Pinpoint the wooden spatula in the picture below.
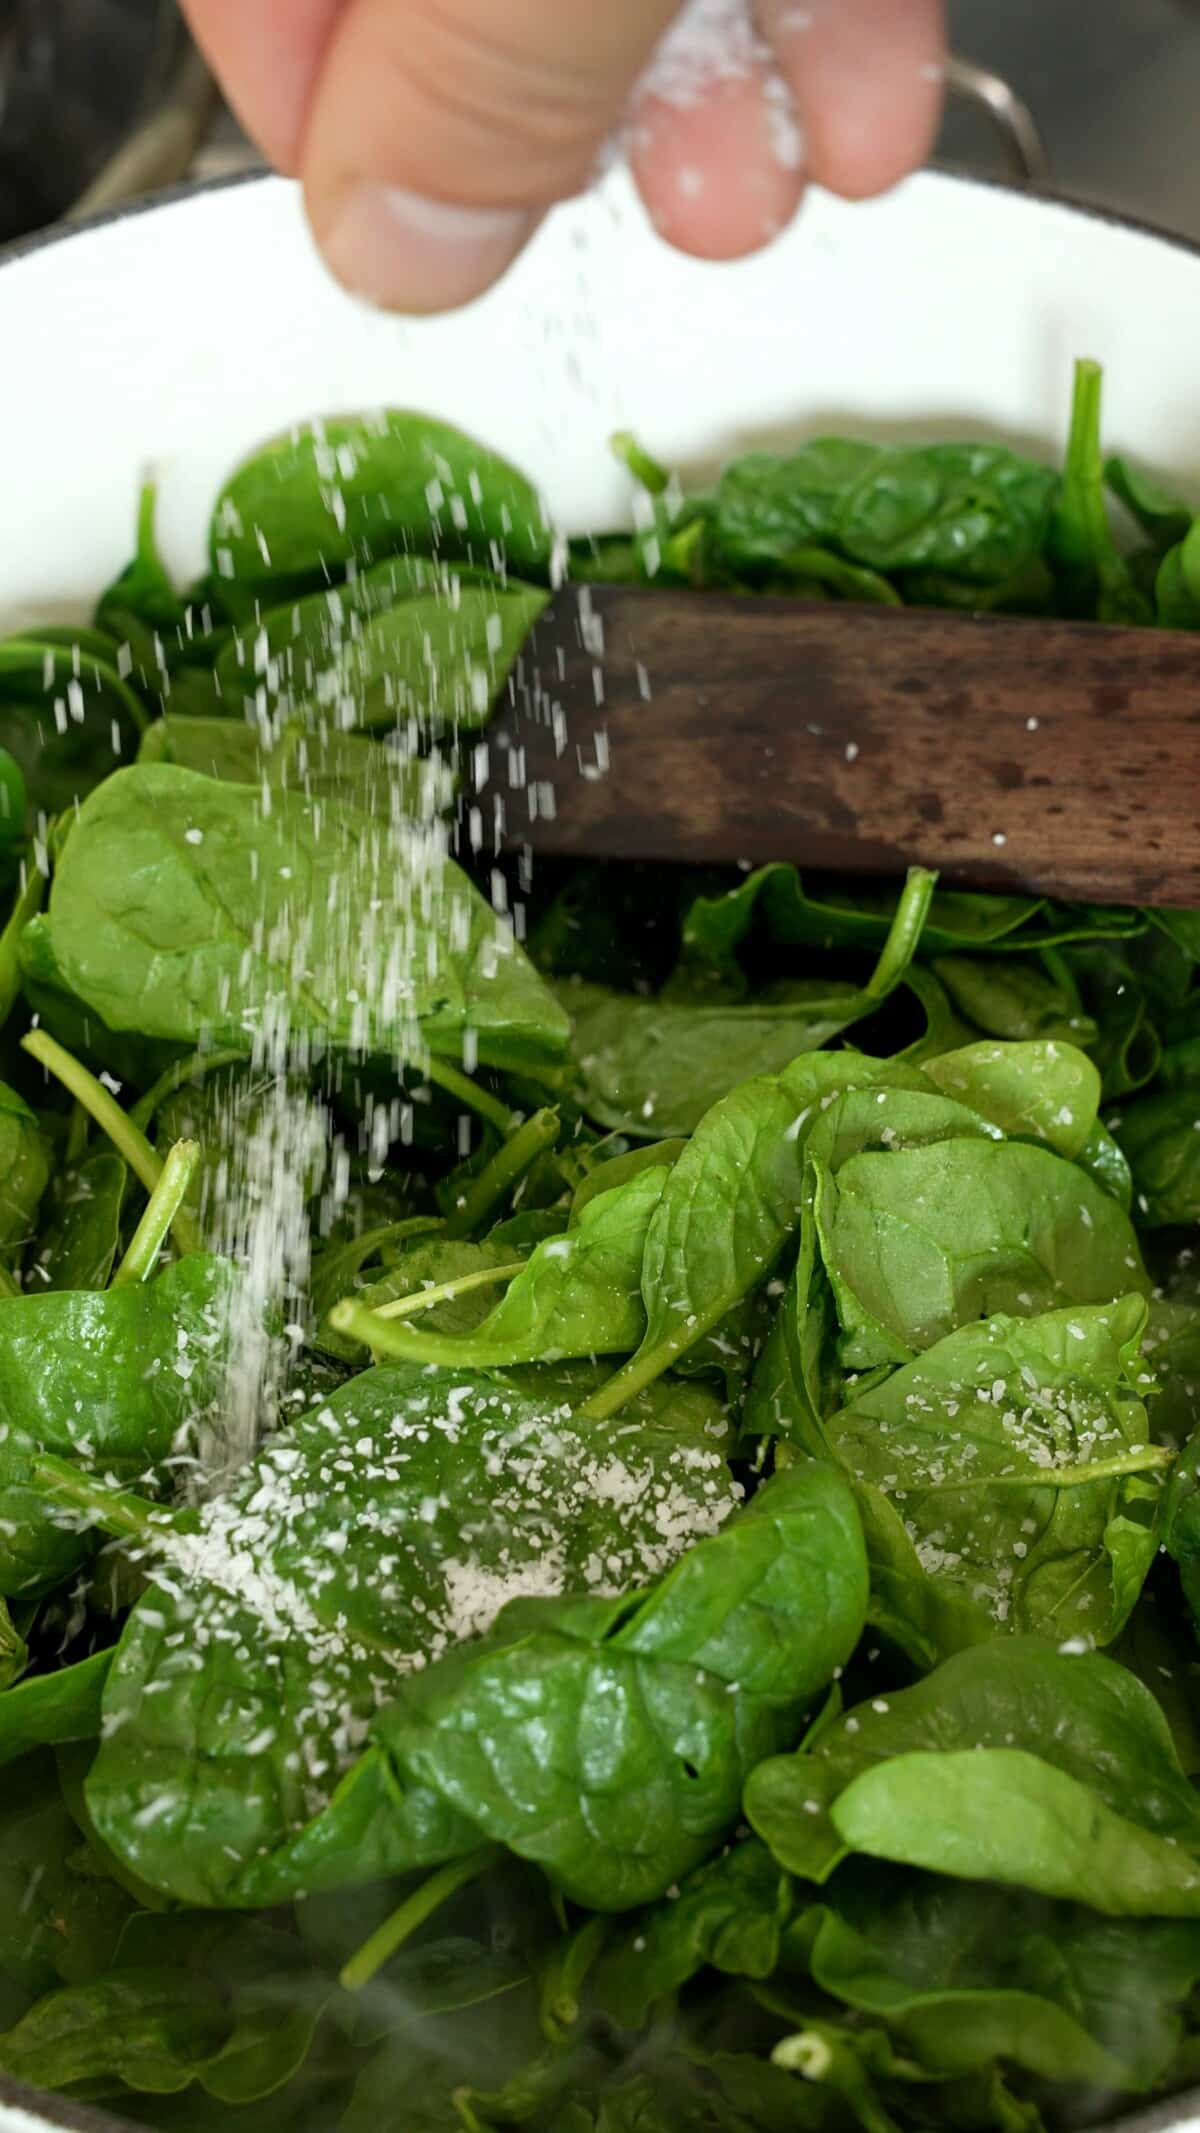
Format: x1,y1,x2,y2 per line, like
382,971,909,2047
482,589,1200,907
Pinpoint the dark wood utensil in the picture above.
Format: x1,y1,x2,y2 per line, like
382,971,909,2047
483,589,1200,906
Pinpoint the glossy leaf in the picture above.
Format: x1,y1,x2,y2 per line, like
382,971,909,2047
745,1637,1200,1887
209,411,552,600
41,764,570,1073
86,1361,743,1906
0,1253,241,1594
822,1297,1163,1645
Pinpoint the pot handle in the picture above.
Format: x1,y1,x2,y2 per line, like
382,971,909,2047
66,45,215,219
945,54,1050,187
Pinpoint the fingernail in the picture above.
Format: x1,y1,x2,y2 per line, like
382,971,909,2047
320,186,536,314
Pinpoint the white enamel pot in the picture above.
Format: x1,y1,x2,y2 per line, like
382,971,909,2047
2,165,1200,2133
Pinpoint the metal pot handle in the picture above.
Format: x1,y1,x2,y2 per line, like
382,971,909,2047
66,44,214,219
944,53,1050,187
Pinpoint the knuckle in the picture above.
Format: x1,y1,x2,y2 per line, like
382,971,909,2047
372,0,608,199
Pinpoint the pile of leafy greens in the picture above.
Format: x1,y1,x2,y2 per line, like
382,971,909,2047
0,361,1199,2133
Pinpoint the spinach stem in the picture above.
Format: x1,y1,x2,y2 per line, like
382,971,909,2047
32,1454,164,1542
65,1101,90,1165
110,1140,200,1287
919,1444,1173,1492
370,1261,524,1323
326,1295,497,1368
864,867,938,1002
339,1845,502,1993
1058,357,1114,568
0,858,45,1033
610,431,670,495
129,1046,250,1133
579,1346,664,1423
537,1914,610,2045
423,1056,513,1137
21,1029,202,1257
445,1107,560,1240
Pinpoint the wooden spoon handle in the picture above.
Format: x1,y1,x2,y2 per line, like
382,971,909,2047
483,588,1200,907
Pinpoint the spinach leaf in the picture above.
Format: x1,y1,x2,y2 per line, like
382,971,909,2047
584,1075,807,1417
831,1746,1200,1913
1164,1427,1200,1634
745,1637,1200,1887
0,634,147,833
1143,1298,1200,1445
308,1215,445,1331
0,1969,234,2094
332,1166,666,1368
563,981,879,1139
214,554,548,735
565,869,934,1137
740,1077,991,1455
138,713,443,816
931,954,1097,1046
817,1137,1148,1370
1116,1087,1200,1226
0,1911,326,2105
921,1039,1100,1158
0,1253,241,1594
713,438,1057,587
809,1864,1200,2091
569,1138,686,1219
0,1081,50,1269
594,1065,980,1425
1155,528,1200,629
27,1148,125,1292
152,1062,327,1241
370,1462,867,1911
41,763,570,1073
0,1753,134,2005
1110,1585,1200,1776
844,1476,994,1672
1064,945,1163,1099
822,1297,1163,1645
680,870,1141,987
84,1361,744,1906
1077,1120,1135,1210
0,1601,24,1690
0,1650,113,1770
18,910,186,1091
1105,454,1193,551
765,546,901,604
595,1840,792,2030
315,1233,511,1361
209,411,552,601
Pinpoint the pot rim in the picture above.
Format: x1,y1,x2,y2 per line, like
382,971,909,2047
5,160,1200,279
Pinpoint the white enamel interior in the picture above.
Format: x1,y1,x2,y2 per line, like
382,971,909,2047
3,167,1200,630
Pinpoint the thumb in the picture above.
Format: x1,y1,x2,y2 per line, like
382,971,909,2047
301,0,682,313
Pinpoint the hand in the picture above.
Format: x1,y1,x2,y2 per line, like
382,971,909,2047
181,0,946,313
